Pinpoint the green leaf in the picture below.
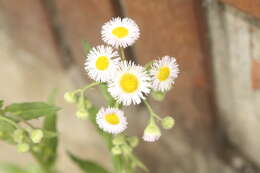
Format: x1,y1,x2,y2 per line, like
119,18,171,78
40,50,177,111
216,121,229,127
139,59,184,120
0,119,16,143
39,89,59,168
4,102,60,121
0,163,27,173
83,41,92,55
68,152,111,173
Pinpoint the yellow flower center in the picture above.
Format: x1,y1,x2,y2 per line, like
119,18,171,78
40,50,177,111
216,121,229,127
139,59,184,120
112,27,129,38
96,56,109,70
157,67,170,81
105,113,120,125
120,73,139,93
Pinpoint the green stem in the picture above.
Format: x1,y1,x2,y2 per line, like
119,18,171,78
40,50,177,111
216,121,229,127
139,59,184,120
82,82,99,91
119,47,126,60
143,100,162,120
74,82,99,93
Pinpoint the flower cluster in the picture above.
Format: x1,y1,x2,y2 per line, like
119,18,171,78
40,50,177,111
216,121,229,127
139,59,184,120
65,17,179,143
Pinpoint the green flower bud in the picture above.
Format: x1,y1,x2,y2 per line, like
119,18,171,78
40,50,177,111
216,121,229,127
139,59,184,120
112,135,125,145
17,143,30,153
127,136,139,147
13,129,25,143
30,129,44,143
111,146,122,155
76,109,89,120
143,120,161,142
85,99,92,109
151,91,166,101
122,145,132,155
161,116,175,130
64,92,77,103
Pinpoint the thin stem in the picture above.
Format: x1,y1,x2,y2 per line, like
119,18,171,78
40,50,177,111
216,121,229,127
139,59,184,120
143,100,162,120
82,82,99,91
74,82,99,93
119,47,126,60
0,116,19,128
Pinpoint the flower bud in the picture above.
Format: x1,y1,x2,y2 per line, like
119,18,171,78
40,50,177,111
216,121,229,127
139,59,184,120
76,109,89,120
64,92,77,103
122,145,132,155
151,91,166,101
13,129,25,143
111,146,122,155
17,143,30,153
112,135,125,145
30,129,44,143
143,120,161,142
161,116,175,130
127,136,139,147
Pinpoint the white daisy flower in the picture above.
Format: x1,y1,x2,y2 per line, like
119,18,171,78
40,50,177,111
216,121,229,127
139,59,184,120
150,56,179,92
96,107,127,134
142,121,161,142
108,61,151,106
85,45,120,82
101,17,140,48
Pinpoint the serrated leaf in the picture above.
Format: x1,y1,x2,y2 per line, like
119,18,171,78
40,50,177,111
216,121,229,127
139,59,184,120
4,102,60,121
83,41,92,55
0,163,27,173
68,152,111,173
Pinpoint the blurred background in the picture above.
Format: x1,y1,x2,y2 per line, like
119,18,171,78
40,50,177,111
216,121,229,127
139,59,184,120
1,0,260,173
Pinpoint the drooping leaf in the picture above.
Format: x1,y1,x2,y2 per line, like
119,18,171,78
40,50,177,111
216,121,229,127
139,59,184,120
0,163,27,173
4,102,60,121
83,40,92,55
68,152,111,173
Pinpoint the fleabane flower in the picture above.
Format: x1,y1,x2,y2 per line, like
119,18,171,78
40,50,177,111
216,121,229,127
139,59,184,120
85,45,120,82
108,61,151,106
96,107,127,134
143,120,161,142
101,17,140,48
150,56,179,92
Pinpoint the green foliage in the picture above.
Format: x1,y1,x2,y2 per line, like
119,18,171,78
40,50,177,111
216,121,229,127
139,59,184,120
4,102,60,121
0,163,27,173
0,119,15,143
0,90,60,173
68,152,111,173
